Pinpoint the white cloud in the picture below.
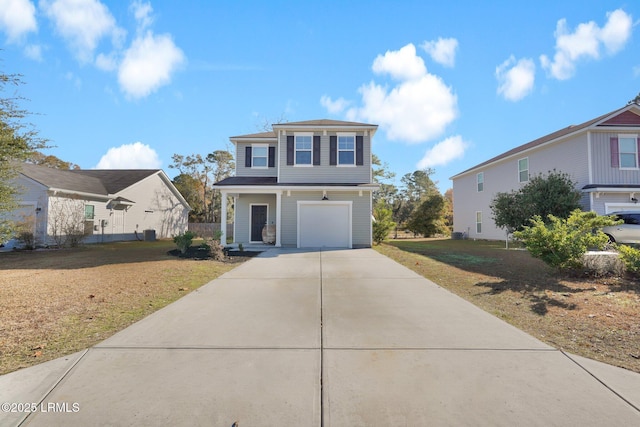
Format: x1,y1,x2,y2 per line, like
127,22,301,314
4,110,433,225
320,95,350,114
496,55,535,101
417,135,468,169
24,43,43,61
40,0,123,63
117,31,185,99
0,0,37,42
421,37,458,67
95,142,161,169
540,9,632,80
95,51,117,71
372,43,427,81
130,0,153,33
340,43,457,144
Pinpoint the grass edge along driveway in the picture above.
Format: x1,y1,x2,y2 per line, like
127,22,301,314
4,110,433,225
375,239,640,374
0,240,246,375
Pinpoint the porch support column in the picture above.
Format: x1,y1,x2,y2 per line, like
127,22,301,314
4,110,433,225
220,190,228,246
275,190,282,247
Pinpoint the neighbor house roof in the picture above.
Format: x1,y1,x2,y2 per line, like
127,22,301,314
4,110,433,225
19,162,109,195
70,169,159,193
19,163,159,196
451,104,640,179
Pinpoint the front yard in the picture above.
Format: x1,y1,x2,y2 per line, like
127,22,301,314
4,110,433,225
0,240,247,375
376,239,640,374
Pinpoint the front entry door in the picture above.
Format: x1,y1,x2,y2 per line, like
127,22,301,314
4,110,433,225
250,205,267,242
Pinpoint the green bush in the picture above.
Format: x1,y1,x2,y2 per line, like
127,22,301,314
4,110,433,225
513,210,616,270
617,244,640,275
372,204,396,244
173,231,196,254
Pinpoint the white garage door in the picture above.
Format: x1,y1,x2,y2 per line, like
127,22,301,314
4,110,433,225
298,202,351,248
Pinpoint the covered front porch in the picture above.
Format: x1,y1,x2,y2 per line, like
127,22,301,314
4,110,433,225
219,189,283,248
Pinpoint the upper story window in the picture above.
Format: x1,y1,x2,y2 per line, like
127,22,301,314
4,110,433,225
518,158,529,183
476,172,484,192
619,135,638,169
251,144,268,168
337,133,355,165
295,133,313,165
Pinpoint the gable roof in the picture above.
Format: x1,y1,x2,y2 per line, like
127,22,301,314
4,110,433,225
273,119,376,127
230,119,379,141
19,164,159,196
19,162,109,195
451,104,640,179
70,169,159,193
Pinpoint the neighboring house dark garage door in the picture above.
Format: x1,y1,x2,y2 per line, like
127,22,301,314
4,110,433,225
298,202,351,248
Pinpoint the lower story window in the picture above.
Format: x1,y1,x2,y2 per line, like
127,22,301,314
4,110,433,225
85,205,95,220
476,211,482,234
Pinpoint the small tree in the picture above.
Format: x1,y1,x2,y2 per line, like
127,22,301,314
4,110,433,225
404,194,445,237
491,170,582,233
48,196,89,247
173,230,196,254
514,210,617,270
372,203,396,244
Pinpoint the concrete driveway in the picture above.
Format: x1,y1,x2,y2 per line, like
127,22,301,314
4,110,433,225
2,248,639,426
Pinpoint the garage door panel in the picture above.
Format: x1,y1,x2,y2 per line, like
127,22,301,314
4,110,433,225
298,203,351,248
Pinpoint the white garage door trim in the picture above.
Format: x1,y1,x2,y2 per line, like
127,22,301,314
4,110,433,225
605,203,639,214
297,201,352,248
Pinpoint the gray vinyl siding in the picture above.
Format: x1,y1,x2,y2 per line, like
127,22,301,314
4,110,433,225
278,132,371,184
235,141,278,177
590,131,640,185
280,191,372,247
234,194,277,244
453,134,590,240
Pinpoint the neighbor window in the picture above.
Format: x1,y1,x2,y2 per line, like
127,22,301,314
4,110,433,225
85,205,95,220
477,172,484,192
252,144,268,168
337,133,355,165
619,136,638,169
476,211,482,234
295,134,313,165
518,158,529,183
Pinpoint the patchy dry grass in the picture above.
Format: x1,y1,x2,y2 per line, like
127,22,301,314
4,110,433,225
0,240,246,375
376,239,640,374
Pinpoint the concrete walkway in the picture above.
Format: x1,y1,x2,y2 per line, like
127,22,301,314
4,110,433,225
2,248,639,426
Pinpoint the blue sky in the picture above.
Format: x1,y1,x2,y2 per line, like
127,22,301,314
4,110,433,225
1,0,638,192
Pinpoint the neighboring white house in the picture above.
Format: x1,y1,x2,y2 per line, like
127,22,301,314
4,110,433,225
8,163,190,246
451,104,640,240
212,119,379,248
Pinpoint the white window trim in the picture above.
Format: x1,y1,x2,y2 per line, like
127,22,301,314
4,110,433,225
618,134,639,170
251,144,268,169
294,132,314,166
476,172,484,192
475,211,482,234
337,132,356,166
518,157,529,183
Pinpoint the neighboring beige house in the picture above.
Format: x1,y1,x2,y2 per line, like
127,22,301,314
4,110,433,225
451,104,640,240
8,163,190,246
212,119,379,248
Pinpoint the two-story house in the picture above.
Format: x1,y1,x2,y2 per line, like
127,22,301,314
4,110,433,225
212,119,379,248
451,104,640,240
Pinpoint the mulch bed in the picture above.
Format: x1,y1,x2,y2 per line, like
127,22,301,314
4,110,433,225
167,247,262,260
